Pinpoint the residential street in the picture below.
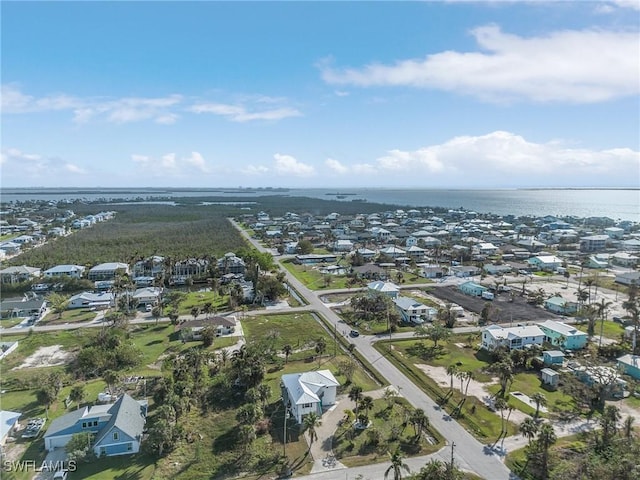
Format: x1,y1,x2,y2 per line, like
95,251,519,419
231,219,516,480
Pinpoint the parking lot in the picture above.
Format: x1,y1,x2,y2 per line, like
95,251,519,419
430,285,561,324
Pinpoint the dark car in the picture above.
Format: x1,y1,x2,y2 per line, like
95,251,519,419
349,330,360,337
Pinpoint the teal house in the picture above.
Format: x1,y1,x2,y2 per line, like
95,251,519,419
543,350,565,366
544,296,578,315
459,281,487,297
539,320,588,350
617,354,640,380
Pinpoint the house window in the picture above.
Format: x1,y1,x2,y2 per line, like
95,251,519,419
113,432,119,441
100,447,106,456
127,443,133,451
93,420,98,426
302,403,312,408
82,422,87,428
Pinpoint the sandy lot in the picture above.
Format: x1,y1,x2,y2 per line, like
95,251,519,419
416,363,529,424
12,345,73,370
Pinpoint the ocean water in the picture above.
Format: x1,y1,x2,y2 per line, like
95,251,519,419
1,187,638,222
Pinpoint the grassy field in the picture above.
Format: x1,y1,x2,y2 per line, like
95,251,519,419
332,398,443,467
281,260,351,290
378,337,519,441
40,308,98,325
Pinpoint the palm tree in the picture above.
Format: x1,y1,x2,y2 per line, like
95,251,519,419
303,412,321,448
348,385,363,414
596,298,613,347
531,392,547,419
282,344,292,364
537,423,557,480
519,417,539,445
409,408,429,440
494,359,514,397
463,371,475,399
69,384,85,410
384,448,410,480
190,306,200,321
360,395,374,418
493,397,508,445
383,387,398,409
446,364,458,393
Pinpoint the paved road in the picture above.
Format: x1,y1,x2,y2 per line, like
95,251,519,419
231,219,515,480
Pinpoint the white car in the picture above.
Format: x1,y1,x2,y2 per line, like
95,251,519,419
145,304,153,312
53,469,68,480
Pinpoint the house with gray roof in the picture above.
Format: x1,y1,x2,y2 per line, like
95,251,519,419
280,370,339,423
0,265,41,284
44,394,147,456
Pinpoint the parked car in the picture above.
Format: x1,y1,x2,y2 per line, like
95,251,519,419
349,330,360,338
145,304,153,312
53,469,68,480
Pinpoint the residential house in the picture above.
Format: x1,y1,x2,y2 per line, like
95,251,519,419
218,253,246,275
0,265,41,284
0,410,21,447
43,265,85,279
132,287,162,307
367,281,400,298
459,281,487,297
539,320,588,350
450,265,481,278
294,254,338,265
354,248,377,261
0,298,47,319
88,263,129,281
281,370,340,424
528,255,563,272
615,271,640,286
68,292,115,310
379,246,407,259
132,256,165,278
611,252,638,268
543,296,579,315
617,354,640,380
172,258,209,279
579,235,609,252
351,264,387,281
573,365,627,399
542,350,565,366
393,296,429,325
481,324,545,351
483,264,512,276
177,316,237,339
44,394,147,456
604,227,625,239
333,239,354,252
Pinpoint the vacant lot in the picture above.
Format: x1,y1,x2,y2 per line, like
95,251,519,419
430,285,560,323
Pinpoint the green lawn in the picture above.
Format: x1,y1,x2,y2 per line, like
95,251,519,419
595,319,625,341
378,338,519,441
281,260,351,290
40,308,97,325
0,317,24,328
332,398,443,467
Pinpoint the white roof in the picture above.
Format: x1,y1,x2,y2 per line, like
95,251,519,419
484,325,544,340
533,255,562,264
367,281,400,293
282,370,339,405
0,410,21,441
539,320,586,337
618,354,640,368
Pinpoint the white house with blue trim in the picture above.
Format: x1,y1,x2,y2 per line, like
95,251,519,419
44,394,147,456
281,370,339,424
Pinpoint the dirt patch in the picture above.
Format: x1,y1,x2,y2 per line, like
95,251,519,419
12,345,73,370
429,285,560,323
416,363,529,425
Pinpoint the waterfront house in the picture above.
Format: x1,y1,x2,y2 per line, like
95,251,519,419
539,320,587,350
44,394,147,456
0,298,47,319
528,255,563,272
281,370,340,424
176,316,237,339
68,292,115,310
43,264,85,279
88,262,129,281
0,410,22,447
0,265,41,284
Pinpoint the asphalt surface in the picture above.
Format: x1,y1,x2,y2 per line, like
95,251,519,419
230,219,515,480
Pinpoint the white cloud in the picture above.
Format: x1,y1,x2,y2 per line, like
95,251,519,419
242,165,270,175
609,0,640,10
1,148,88,179
273,154,316,177
314,131,639,187
320,25,639,103
189,102,301,122
325,158,349,174
130,152,211,175
1,84,183,124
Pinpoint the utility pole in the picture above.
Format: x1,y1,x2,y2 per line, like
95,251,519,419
448,442,456,477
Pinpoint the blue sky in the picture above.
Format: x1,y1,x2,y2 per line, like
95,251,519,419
1,0,639,189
